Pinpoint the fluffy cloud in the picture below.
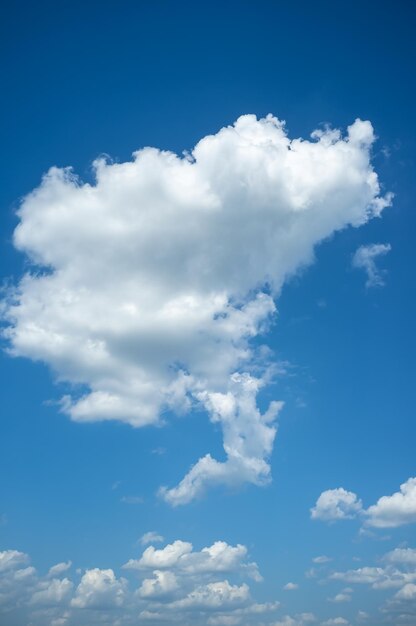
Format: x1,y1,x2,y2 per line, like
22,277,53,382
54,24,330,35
47,561,72,578
3,114,390,502
283,582,298,590
140,531,165,546
365,477,416,528
0,541,277,626
328,545,416,621
328,592,352,603
313,556,332,564
352,242,391,287
30,578,73,606
123,539,261,580
384,548,416,565
310,488,363,521
138,569,179,598
312,477,416,529
395,583,416,600
70,568,127,608
170,580,249,610
0,550,29,572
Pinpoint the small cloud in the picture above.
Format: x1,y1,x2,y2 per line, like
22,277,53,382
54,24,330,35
140,531,164,546
151,447,166,456
313,556,332,564
328,593,351,603
311,488,362,522
352,243,391,288
283,582,299,591
111,481,121,491
47,561,72,578
295,397,307,409
364,476,416,528
121,496,144,505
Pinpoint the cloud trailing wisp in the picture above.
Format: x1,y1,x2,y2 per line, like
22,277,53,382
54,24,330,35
2,114,391,504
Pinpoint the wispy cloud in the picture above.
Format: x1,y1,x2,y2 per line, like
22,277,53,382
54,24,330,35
352,243,391,287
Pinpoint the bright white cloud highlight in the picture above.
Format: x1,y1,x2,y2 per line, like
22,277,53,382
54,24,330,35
0,550,29,572
123,539,261,580
71,568,126,608
352,242,391,287
3,114,390,503
365,477,416,528
310,488,363,521
313,477,416,529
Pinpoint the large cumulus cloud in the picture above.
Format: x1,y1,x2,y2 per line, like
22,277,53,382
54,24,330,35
3,114,390,503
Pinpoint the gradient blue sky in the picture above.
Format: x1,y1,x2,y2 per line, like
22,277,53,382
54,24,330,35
1,2,415,625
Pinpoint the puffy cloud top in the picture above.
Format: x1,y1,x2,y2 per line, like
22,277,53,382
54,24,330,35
365,477,416,528
310,488,363,521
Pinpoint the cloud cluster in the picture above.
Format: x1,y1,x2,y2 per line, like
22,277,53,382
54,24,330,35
3,114,390,503
330,546,416,619
311,477,416,528
0,540,278,626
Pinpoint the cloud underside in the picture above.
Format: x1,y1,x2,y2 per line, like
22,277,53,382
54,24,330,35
3,114,390,504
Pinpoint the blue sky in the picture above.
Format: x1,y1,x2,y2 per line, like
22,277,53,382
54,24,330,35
0,2,415,625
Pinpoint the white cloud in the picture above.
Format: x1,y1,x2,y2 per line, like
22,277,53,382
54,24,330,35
140,531,165,546
138,569,179,598
331,565,416,590
283,582,298,590
160,374,283,505
272,613,316,626
71,568,127,608
123,539,260,579
352,242,391,287
365,477,416,528
125,539,193,570
0,541,275,626
313,556,332,564
395,583,416,600
47,561,72,578
313,477,416,529
0,549,29,572
170,580,249,610
30,578,73,606
321,619,349,626
310,488,363,521
3,115,390,502
328,593,351,603
384,548,416,565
